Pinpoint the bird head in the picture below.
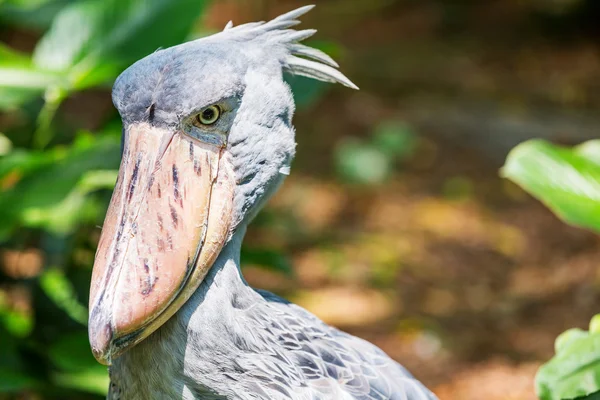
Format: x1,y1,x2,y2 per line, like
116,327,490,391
88,5,357,365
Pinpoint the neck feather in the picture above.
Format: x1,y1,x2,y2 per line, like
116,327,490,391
178,223,250,319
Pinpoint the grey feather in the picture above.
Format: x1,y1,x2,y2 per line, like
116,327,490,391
106,5,427,400
215,5,357,90
109,231,437,400
273,28,317,43
260,19,303,31
289,44,339,68
271,4,315,22
285,56,359,89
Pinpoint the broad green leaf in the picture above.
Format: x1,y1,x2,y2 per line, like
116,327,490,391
0,133,121,238
537,315,600,400
33,0,208,89
575,140,600,167
556,329,589,354
591,315,600,334
502,139,600,233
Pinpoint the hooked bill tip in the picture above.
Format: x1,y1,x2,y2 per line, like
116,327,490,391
89,309,113,365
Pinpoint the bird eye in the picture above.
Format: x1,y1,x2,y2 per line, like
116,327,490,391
194,105,221,126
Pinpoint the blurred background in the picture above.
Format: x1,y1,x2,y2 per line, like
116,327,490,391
2,0,600,399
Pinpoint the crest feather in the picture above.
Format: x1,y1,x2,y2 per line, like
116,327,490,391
221,5,358,90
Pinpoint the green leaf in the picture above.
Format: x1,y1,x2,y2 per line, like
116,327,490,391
502,139,600,234
575,140,600,167
537,314,600,400
556,329,589,354
0,133,121,238
591,315,600,334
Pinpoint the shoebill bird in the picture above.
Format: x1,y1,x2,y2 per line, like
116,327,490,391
88,5,437,400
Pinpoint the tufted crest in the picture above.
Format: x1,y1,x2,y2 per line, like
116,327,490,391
219,5,358,90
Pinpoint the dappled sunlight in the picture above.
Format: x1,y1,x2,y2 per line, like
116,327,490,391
290,286,397,327
434,360,539,400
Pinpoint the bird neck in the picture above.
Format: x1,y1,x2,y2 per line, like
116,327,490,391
176,222,256,324
196,223,248,297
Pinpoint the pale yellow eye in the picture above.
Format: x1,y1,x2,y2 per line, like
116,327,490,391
195,105,221,126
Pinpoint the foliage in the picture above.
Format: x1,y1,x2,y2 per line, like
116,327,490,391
0,1,342,397
0,0,210,397
503,140,600,400
503,139,600,234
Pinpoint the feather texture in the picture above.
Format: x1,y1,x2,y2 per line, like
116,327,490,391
221,5,358,89
109,245,438,400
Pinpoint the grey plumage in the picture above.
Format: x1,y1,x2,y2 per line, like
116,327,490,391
109,230,436,400
104,5,436,400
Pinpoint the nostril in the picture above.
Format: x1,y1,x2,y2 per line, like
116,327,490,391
147,103,156,122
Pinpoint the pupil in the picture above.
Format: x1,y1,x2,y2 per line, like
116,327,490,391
203,109,214,121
